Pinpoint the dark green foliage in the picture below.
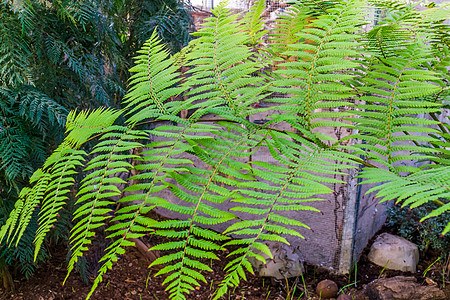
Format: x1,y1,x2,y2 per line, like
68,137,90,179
0,0,194,188
130,0,194,54
387,202,450,257
0,0,449,299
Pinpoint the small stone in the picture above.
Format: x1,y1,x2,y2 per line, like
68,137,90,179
368,233,419,272
248,242,304,280
316,279,338,299
337,294,352,300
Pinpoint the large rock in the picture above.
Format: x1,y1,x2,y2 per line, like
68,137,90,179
248,242,304,280
368,233,419,272
366,276,446,300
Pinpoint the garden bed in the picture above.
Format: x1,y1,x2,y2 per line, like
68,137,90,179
3,226,449,300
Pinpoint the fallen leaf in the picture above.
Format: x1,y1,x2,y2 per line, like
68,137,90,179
425,278,437,286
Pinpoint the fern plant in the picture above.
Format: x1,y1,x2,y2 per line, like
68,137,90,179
0,0,449,299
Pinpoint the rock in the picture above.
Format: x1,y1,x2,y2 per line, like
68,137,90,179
337,295,352,300
368,233,419,272
248,242,304,280
366,276,446,300
352,286,371,300
316,279,338,299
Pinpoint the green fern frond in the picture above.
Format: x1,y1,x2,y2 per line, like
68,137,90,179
360,167,450,235
65,108,122,148
65,126,146,283
270,0,365,132
147,123,262,299
34,145,86,260
184,1,267,118
214,129,358,298
124,30,185,124
242,0,267,46
2,170,50,245
352,41,443,170
84,120,222,299
269,4,309,57
364,23,410,58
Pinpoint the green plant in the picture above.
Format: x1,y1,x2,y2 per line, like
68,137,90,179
378,260,389,279
0,0,449,299
337,282,357,296
299,271,310,300
443,273,446,288
423,257,441,277
385,202,450,256
0,0,193,286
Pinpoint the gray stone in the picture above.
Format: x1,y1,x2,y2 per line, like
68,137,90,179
368,233,419,272
248,242,304,280
366,276,446,300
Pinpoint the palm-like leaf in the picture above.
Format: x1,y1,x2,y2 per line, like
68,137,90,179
360,167,450,235
352,41,443,171
270,0,364,133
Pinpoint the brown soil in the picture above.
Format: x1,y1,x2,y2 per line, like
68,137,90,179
1,229,449,300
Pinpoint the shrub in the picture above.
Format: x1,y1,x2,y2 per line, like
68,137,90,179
387,202,450,257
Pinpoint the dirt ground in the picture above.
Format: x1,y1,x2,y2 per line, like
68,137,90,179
1,228,449,300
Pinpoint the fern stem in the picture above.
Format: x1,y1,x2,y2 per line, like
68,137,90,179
146,46,168,115
212,9,234,111
350,157,377,169
429,112,449,136
80,132,108,146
